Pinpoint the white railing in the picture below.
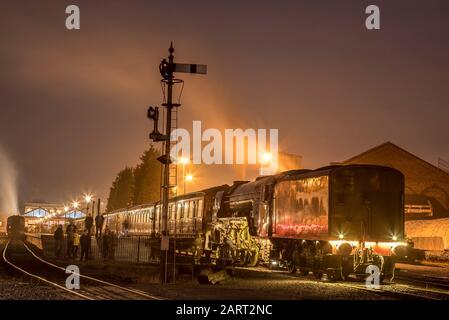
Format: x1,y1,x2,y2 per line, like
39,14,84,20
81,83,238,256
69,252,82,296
405,202,433,216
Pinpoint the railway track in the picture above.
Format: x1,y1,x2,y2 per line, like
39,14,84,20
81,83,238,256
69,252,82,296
242,266,449,300
2,240,162,300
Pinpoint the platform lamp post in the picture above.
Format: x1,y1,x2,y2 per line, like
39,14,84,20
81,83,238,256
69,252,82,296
84,194,92,218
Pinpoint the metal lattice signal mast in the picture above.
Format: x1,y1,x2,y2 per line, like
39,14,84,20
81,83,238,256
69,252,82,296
147,43,207,283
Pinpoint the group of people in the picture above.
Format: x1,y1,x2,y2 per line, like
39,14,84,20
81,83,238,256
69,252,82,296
53,213,108,261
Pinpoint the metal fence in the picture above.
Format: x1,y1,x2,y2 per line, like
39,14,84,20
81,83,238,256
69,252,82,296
30,234,159,263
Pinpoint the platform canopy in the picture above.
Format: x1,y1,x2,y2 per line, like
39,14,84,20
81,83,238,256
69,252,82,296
23,202,85,219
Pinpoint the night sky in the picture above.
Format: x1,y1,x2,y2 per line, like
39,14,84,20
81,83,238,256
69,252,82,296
1,0,448,209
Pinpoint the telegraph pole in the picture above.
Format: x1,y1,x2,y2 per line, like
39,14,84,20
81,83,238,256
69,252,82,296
148,43,207,283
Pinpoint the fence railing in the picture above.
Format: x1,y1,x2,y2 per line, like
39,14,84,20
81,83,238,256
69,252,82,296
36,234,158,263
404,203,433,216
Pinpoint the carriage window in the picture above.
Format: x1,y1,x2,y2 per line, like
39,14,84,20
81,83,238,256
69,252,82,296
177,203,182,220
189,201,194,218
192,201,198,218
197,200,203,218
184,202,190,218
180,203,185,219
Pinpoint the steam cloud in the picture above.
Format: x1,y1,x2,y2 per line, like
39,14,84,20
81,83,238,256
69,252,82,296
0,145,19,221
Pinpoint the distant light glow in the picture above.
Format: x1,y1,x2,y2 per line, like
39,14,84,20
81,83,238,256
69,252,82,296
261,152,272,164
179,157,189,165
185,174,193,182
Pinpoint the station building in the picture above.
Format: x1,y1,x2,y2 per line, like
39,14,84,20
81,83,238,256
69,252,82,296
23,201,85,232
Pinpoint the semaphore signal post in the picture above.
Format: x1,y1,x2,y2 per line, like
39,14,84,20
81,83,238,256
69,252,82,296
148,43,207,283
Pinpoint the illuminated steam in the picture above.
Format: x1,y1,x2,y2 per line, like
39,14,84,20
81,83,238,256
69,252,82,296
0,146,19,219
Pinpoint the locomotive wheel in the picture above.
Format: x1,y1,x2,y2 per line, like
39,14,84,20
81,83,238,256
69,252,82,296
327,270,342,282
313,270,323,279
299,268,309,276
287,264,297,274
341,269,351,281
247,248,260,267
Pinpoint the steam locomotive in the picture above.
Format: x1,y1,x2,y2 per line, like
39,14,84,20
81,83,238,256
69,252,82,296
100,164,406,281
7,215,26,240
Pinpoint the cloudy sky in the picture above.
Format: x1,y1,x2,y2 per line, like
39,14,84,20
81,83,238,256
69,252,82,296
0,0,448,209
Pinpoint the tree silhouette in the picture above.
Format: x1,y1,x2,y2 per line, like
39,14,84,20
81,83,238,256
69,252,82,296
106,145,161,211
132,145,161,205
106,167,134,212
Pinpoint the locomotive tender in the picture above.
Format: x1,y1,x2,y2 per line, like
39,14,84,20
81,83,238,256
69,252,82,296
101,164,405,281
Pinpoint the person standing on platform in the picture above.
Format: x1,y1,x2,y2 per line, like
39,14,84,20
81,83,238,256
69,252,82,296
80,230,91,261
72,231,80,259
66,221,75,258
85,214,94,235
95,213,105,238
54,225,63,258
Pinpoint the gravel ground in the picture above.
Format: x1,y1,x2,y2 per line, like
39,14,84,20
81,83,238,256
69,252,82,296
56,261,393,300
0,242,69,300
0,277,68,300
130,268,395,300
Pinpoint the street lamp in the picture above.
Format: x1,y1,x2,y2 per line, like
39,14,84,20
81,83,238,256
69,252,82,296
260,152,272,175
179,157,189,194
84,194,93,204
185,173,194,193
84,194,93,217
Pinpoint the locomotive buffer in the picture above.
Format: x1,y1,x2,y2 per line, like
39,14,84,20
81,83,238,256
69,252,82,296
148,43,207,283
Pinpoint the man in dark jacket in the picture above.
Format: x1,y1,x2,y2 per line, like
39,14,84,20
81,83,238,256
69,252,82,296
66,221,75,258
80,230,91,261
54,225,64,258
85,214,94,235
95,213,105,238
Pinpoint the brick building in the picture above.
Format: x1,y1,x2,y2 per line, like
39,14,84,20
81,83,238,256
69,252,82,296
339,142,449,220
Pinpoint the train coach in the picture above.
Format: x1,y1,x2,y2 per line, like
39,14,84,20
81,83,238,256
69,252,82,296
92,164,406,282
7,215,26,240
